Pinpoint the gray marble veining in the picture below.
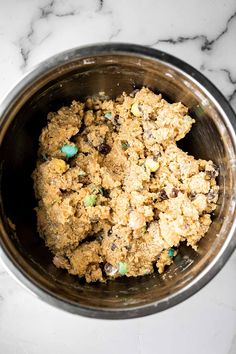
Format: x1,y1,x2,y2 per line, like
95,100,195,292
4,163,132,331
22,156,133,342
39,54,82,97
0,1,235,353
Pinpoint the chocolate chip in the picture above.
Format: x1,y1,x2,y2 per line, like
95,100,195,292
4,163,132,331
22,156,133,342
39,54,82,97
98,187,110,197
206,170,215,178
170,188,179,198
102,188,110,198
104,263,118,275
206,165,219,178
125,245,132,251
108,229,112,236
98,143,111,155
59,188,71,195
153,209,160,221
207,189,218,202
113,115,119,125
96,233,103,243
113,125,119,133
153,152,161,160
158,189,168,201
189,192,196,201
111,243,117,251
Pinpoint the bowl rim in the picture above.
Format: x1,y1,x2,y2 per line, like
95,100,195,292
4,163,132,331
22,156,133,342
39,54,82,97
0,42,236,319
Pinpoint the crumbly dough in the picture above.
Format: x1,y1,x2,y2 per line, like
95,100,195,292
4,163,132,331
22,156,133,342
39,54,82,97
33,87,219,282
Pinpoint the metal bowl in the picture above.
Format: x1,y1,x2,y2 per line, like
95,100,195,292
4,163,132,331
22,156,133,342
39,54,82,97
0,43,235,319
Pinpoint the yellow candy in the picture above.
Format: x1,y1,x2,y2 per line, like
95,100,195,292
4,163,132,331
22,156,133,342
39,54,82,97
53,159,68,173
145,158,159,172
131,102,142,117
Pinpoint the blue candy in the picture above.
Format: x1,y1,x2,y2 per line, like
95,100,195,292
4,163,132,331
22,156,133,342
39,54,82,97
61,144,78,158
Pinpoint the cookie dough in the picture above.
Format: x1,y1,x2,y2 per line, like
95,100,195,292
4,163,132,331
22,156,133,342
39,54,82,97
32,87,219,282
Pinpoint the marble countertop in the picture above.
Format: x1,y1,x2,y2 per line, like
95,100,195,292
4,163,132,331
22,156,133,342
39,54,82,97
0,1,236,353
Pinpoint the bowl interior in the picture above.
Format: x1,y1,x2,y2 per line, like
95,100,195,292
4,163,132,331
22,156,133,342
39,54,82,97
0,50,235,316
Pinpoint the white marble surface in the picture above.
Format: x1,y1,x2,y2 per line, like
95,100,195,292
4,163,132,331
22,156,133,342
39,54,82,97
0,0,236,353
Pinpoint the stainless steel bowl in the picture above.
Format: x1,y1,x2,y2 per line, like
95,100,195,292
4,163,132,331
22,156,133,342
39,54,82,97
0,43,235,319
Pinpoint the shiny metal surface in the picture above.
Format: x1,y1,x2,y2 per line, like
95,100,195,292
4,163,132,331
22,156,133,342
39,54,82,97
0,43,235,319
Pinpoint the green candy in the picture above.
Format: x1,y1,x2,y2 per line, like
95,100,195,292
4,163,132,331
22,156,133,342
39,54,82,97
121,141,129,150
118,261,128,275
184,115,193,122
104,111,112,119
61,144,78,158
78,170,86,176
168,248,175,258
84,195,97,207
